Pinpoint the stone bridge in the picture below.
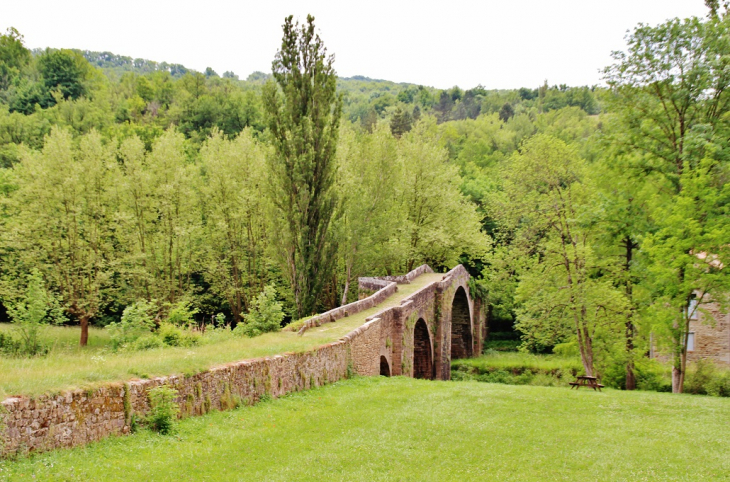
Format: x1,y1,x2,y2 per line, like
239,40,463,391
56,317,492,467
352,264,486,380
1,264,485,456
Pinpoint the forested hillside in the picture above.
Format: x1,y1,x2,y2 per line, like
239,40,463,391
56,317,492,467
0,8,727,396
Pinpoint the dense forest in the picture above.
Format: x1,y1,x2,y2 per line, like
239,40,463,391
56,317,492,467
0,7,727,395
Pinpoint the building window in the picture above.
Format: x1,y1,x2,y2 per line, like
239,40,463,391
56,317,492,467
688,299,699,320
687,332,695,352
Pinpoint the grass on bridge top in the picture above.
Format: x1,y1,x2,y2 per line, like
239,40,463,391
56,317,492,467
0,273,444,399
2,376,728,481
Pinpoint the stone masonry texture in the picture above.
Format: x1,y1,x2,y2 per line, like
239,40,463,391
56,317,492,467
1,264,485,457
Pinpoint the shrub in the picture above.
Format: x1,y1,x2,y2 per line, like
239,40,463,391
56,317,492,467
147,386,180,435
166,300,198,328
158,323,198,347
130,334,164,351
634,358,671,392
684,360,730,397
684,359,715,395
552,342,579,358
107,300,156,349
706,370,730,397
5,269,66,357
234,285,284,338
599,360,627,390
451,352,583,387
0,331,21,356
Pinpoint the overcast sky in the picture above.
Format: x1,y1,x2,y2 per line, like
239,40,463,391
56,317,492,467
2,1,710,89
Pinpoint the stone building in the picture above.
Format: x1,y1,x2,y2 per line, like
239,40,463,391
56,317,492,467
685,300,730,367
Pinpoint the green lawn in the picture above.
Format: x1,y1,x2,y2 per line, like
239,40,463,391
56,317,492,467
1,377,728,481
0,273,443,399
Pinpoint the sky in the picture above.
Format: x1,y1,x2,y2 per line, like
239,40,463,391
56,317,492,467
1,0,711,90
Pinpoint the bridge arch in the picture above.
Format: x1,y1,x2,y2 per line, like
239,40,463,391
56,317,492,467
379,356,391,377
413,318,433,379
450,286,473,359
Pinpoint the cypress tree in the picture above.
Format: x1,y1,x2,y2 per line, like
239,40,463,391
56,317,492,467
263,15,343,318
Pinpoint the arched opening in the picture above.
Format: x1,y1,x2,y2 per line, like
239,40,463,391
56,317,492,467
450,286,473,359
379,356,391,377
413,318,433,379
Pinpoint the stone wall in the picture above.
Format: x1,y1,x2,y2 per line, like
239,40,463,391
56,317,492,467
1,321,384,457
374,264,434,284
298,279,397,334
0,267,420,457
0,263,481,457
687,302,730,366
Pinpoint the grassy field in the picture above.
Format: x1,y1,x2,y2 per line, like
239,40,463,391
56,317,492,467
453,352,583,374
452,352,584,387
0,273,443,399
1,377,728,481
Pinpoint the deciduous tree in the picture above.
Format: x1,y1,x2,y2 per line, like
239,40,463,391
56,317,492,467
604,15,730,392
7,128,121,345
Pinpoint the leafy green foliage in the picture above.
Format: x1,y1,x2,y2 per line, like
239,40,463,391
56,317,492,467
234,286,284,338
37,49,91,102
165,300,198,328
106,300,156,349
146,385,179,434
0,27,31,91
263,14,342,318
684,359,730,396
490,135,625,373
157,323,198,347
604,14,730,392
5,269,66,356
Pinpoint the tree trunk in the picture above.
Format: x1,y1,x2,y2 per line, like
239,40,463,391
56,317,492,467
578,332,595,377
672,364,683,394
575,308,594,377
671,328,684,393
624,236,636,391
625,332,636,390
672,304,691,394
341,263,351,306
80,315,89,347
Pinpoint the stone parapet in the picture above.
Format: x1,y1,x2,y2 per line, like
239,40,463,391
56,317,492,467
297,280,397,335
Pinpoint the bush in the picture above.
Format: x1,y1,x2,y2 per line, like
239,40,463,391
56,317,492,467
706,370,730,397
147,386,179,435
488,331,521,341
685,360,730,397
552,342,579,358
634,358,671,393
158,323,198,347
165,300,198,328
234,285,284,338
599,359,628,390
130,334,164,351
107,300,156,349
0,331,21,356
5,269,66,357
